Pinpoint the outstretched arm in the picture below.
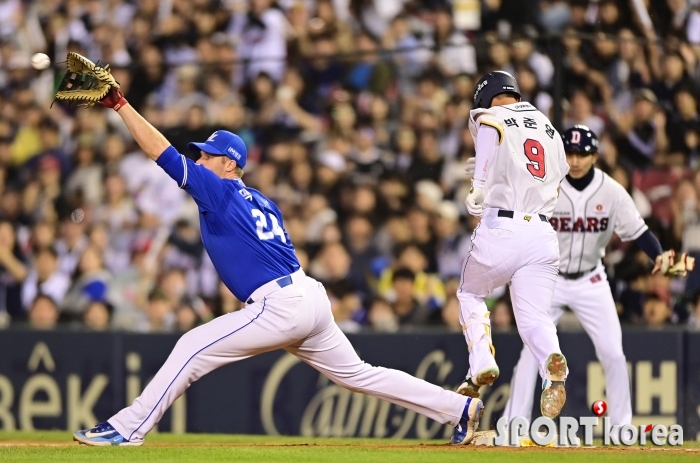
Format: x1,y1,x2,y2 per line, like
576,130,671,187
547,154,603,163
101,88,170,161
101,88,224,212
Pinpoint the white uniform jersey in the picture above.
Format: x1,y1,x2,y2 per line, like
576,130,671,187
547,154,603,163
469,102,569,217
552,168,647,274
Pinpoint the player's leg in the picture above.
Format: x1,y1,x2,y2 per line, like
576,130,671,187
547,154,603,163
568,271,632,432
503,281,567,424
80,284,317,445
509,229,566,419
285,277,483,445
456,222,520,392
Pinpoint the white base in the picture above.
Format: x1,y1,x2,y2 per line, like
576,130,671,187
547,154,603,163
470,430,582,447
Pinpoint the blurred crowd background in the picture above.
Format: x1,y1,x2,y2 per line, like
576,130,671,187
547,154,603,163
0,0,700,333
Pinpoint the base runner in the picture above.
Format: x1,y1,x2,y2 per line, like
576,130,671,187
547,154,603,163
456,71,570,420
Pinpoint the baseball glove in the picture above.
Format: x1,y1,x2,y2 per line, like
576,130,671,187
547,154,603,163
54,52,120,107
653,250,695,277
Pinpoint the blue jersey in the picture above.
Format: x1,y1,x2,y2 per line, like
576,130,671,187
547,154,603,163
156,146,300,301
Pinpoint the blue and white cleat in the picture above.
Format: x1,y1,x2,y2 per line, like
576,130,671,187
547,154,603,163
451,397,485,445
73,422,142,446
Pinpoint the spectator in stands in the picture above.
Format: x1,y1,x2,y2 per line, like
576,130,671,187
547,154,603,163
175,296,203,332
652,52,692,112
671,177,700,296
368,297,398,332
329,280,366,333
389,267,433,328
28,294,60,331
491,297,515,331
596,0,631,34
83,300,113,331
689,291,700,330
65,143,103,207
374,213,412,258
346,32,393,95
302,33,347,104
210,281,243,318
142,288,175,333
441,296,461,331
344,215,380,298
309,241,353,288
607,29,647,103
407,130,444,184
24,154,67,225
55,214,89,276
231,0,289,83
378,243,445,311
666,87,700,165
348,127,388,183
434,201,470,280
61,244,111,320
615,89,669,169
29,221,57,251
487,38,513,76
383,12,431,91
564,90,605,137
510,29,554,88
427,6,477,77
616,263,652,323
0,220,27,322
21,246,70,312
93,171,138,272
609,166,653,219
516,65,553,117
643,295,673,327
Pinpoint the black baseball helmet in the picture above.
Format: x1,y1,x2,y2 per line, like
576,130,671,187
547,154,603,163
473,71,521,109
562,125,599,155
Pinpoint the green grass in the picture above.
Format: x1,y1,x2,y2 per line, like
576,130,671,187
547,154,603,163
0,431,697,463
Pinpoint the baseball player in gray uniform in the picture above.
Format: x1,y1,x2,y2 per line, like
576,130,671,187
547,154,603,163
496,125,693,434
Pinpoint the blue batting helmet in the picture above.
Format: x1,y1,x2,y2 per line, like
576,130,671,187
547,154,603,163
473,71,521,109
562,125,599,155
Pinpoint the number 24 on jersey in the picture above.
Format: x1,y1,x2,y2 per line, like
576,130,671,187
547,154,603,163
252,209,286,242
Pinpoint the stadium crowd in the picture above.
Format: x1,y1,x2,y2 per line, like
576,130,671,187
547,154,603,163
0,0,699,333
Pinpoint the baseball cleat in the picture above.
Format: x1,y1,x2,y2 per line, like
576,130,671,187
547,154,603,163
451,397,485,445
540,353,567,419
73,422,143,446
456,366,500,398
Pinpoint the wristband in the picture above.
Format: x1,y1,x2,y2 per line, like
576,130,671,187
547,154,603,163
114,96,128,112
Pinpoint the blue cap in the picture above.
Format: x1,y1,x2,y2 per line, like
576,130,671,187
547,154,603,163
187,130,248,168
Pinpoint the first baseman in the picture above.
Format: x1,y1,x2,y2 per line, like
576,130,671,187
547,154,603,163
502,125,693,434
456,71,569,420
70,84,483,446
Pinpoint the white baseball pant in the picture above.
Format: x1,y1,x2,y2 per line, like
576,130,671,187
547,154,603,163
503,265,631,430
109,270,468,441
458,208,563,381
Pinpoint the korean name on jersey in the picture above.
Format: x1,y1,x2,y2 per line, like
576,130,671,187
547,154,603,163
469,102,569,218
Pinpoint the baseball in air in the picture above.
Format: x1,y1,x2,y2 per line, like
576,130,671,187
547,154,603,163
31,53,51,70
71,208,85,224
